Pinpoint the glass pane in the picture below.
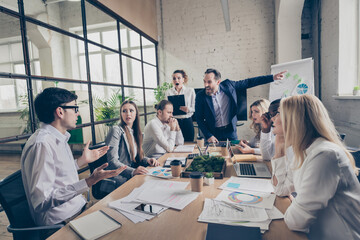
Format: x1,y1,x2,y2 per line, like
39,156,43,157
0,12,23,74
92,85,122,123
0,78,26,110
144,64,157,88
142,36,156,65
124,87,144,114
105,54,121,84
94,122,117,144
24,1,83,36
0,78,29,138
89,52,103,82
31,79,90,125
85,1,118,50
26,22,87,80
0,0,18,12
120,24,141,59
145,89,156,109
122,56,142,87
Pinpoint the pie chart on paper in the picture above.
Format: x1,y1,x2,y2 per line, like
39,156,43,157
228,192,263,205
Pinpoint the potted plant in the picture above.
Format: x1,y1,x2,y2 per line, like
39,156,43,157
353,86,360,96
154,82,172,105
204,172,214,186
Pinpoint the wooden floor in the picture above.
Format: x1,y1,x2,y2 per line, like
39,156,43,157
0,153,92,240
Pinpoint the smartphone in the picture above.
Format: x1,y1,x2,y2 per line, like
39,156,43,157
133,203,164,215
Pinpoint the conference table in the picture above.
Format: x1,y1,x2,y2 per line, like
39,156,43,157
49,146,307,240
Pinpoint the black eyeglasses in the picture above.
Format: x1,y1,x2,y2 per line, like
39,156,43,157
60,105,79,113
269,111,279,118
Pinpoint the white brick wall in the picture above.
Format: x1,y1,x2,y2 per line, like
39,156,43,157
157,0,275,140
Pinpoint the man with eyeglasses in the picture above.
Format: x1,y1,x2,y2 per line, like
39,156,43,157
21,87,126,230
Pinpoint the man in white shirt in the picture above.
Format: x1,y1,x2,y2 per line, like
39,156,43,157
143,100,184,157
21,87,126,227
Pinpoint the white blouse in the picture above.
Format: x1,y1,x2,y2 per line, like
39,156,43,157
165,85,195,119
272,138,360,239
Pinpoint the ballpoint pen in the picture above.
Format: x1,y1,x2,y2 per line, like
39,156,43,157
221,200,244,212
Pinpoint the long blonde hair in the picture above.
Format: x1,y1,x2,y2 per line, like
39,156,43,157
280,95,357,174
249,99,270,139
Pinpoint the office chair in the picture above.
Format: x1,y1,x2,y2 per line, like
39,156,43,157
0,170,64,240
351,150,360,182
88,143,117,199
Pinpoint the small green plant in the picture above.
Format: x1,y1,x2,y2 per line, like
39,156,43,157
94,90,134,128
154,82,172,104
205,172,214,178
18,95,39,134
354,86,360,91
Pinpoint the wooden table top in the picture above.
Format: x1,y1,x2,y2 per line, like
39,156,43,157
49,147,307,240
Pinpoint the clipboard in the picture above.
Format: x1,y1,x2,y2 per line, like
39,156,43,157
167,95,186,116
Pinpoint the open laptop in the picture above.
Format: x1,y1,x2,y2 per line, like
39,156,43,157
228,142,271,178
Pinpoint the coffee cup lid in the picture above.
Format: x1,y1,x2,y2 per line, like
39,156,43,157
170,160,181,166
197,137,204,140
190,172,203,179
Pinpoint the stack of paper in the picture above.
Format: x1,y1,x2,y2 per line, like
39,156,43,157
198,177,283,232
173,144,195,153
147,167,173,179
109,180,199,223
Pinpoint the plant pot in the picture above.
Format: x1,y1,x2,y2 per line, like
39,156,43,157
204,177,214,186
353,89,360,96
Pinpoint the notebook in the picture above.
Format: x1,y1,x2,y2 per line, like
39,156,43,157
228,143,271,178
205,223,261,240
69,210,121,240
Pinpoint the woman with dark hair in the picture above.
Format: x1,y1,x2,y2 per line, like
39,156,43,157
104,100,160,190
165,70,195,142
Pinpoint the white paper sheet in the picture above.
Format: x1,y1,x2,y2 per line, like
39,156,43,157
173,144,195,153
219,177,274,193
215,189,276,209
147,167,173,179
266,206,284,220
136,187,200,210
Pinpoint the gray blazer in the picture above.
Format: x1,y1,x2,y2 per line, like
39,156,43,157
101,125,149,192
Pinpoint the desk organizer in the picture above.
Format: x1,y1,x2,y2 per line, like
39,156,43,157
181,155,226,179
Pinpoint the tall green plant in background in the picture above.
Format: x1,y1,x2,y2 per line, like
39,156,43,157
18,95,39,134
94,90,134,128
154,82,172,104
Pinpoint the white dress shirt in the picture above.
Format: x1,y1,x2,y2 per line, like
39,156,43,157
165,86,195,119
273,138,360,239
21,124,88,225
142,117,184,157
260,130,275,160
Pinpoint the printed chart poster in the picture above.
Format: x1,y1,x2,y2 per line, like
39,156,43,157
270,58,314,102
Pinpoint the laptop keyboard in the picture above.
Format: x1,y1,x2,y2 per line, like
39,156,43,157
239,163,256,176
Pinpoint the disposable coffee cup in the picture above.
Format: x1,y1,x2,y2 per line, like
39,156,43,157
197,137,204,148
221,147,229,157
190,172,203,192
170,160,182,178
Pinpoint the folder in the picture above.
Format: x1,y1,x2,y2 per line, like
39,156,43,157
167,94,186,116
69,210,121,240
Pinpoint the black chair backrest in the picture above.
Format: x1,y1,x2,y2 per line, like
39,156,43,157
0,170,36,228
88,154,108,174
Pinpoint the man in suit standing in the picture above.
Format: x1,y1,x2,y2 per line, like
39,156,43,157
195,68,285,143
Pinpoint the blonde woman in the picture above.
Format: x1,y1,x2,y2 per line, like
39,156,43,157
165,70,195,141
272,94,360,239
237,99,269,154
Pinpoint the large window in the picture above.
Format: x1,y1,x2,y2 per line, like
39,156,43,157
0,0,158,144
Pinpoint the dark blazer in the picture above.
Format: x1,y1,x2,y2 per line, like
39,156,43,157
195,75,273,139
